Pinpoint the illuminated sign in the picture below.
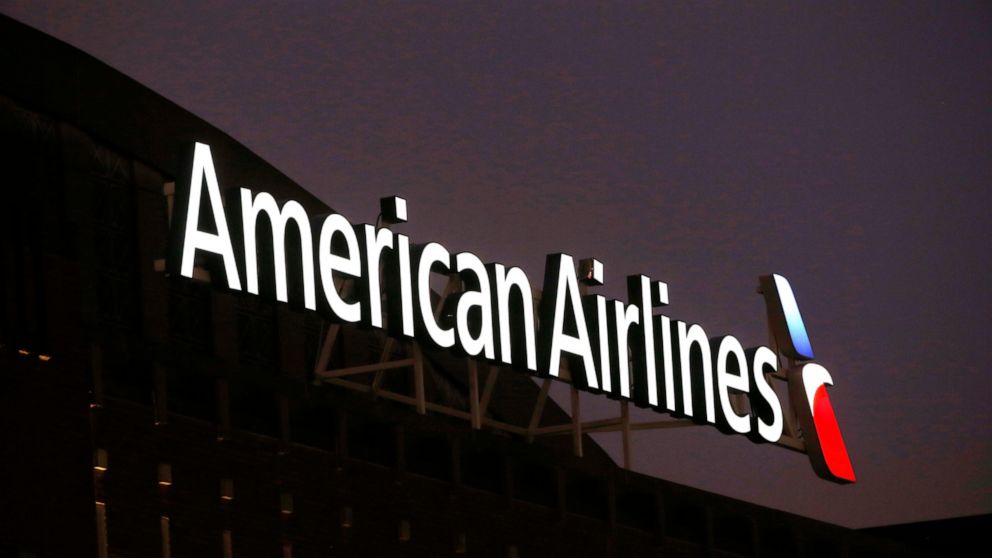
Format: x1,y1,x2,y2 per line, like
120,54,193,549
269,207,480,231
167,142,855,484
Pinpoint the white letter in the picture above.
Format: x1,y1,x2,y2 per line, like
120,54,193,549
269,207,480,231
633,276,659,406
611,300,640,399
318,214,361,323
596,296,611,392
454,252,495,359
715,335,751,434
179,142,241,290
492,264,537,371
750,346,783,443
358,224,394,328
546,255,598,389
240,189,315,309
417,242,455,348
677,322,715,423
658,315,676,412
395,234,415,337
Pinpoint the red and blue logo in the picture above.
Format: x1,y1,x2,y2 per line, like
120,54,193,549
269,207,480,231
761,274,856,484
789,363,856,483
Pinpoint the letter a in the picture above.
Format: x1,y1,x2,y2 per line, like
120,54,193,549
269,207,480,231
176,142,242,290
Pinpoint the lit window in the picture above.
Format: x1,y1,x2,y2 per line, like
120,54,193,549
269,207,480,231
93,449,108,472
220,478,234,501
158,464,172,487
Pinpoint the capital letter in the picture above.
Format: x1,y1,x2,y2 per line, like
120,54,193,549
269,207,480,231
173,142,241,290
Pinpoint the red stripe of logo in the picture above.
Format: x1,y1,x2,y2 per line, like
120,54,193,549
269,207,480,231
787,363,856,484
812,384,856,483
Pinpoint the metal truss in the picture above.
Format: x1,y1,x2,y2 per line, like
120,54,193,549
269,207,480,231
311,272,808,470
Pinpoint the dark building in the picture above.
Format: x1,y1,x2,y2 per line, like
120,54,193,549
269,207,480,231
1,15,929,558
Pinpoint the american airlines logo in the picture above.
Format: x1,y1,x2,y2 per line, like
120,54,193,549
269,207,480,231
167,142,855,484
761,275,856,483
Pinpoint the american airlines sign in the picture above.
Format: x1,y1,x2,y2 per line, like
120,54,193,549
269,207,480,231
167,142,855,484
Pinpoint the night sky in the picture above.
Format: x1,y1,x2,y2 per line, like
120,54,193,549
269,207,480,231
4,1,989,529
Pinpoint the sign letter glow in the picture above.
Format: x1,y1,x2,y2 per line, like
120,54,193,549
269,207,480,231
417,242,455,348
541,254,598,389
491,264,537,372
714,335,750,435
318,214,362,323
167,143,856,484
748,346,783,443
178,142,242,290
241,189,316,309
453,252,495,359
677,322,715,423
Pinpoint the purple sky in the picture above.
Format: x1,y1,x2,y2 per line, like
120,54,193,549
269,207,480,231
4,1,989,528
